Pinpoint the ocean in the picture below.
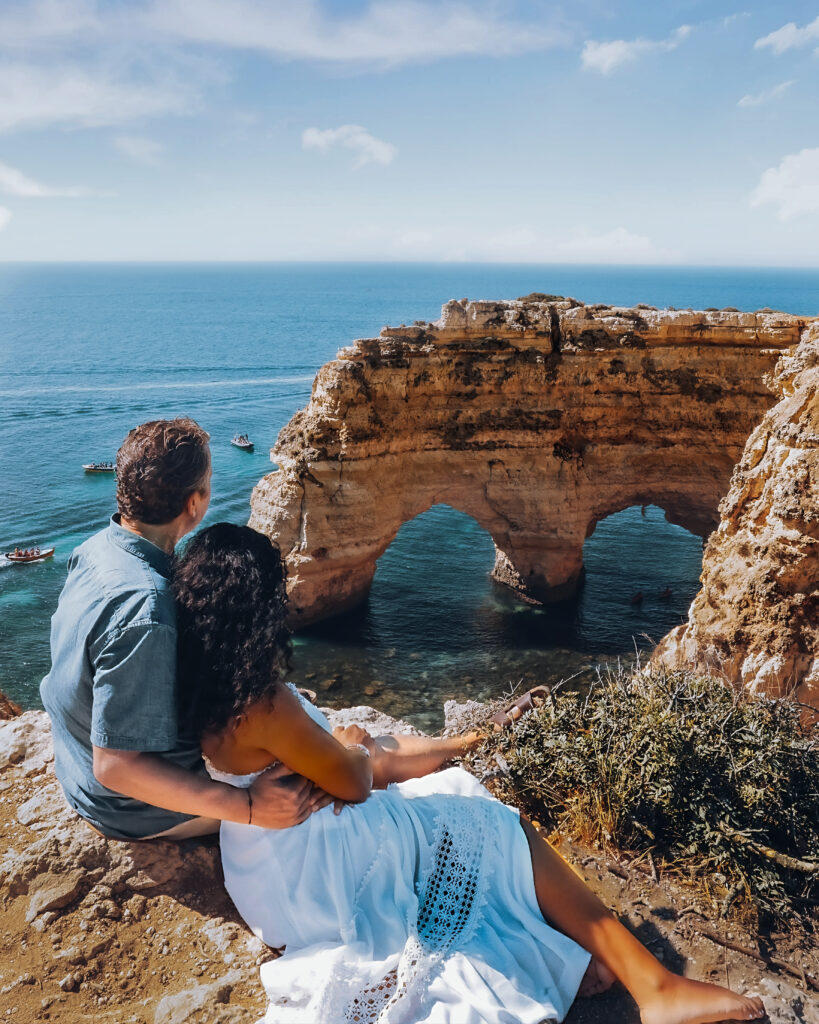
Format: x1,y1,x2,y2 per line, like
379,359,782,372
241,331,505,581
1,263,816,730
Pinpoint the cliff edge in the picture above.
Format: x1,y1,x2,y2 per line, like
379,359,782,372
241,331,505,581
2,705,816,1022
653,323,819,711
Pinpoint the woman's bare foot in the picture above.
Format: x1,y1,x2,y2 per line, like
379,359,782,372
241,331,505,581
577,957,616,998
640,975,765,1024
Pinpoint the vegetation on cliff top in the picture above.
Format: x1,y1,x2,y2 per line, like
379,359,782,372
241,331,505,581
482,667,818,923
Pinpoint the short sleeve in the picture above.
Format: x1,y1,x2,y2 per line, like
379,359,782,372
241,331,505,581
90,622,178,751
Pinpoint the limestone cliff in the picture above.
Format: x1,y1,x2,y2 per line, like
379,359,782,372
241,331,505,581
653,323,819,711
249,297,807,626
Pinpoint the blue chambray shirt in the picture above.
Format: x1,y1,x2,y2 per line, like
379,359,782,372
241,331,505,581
40,515,204,839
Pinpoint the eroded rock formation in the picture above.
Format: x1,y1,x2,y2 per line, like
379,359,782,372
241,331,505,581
653,323,819,710
249,297,807,625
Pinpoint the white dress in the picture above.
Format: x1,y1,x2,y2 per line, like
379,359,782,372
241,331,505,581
209,688,591,1024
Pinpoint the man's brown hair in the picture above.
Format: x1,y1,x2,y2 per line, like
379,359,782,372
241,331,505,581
116,418,210,525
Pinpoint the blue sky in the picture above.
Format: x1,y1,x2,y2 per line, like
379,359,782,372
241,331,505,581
0,0,816,264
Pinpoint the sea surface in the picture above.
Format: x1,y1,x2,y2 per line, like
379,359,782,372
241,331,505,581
1,263,816,730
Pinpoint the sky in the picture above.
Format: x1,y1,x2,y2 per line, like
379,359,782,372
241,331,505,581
0,0,817,264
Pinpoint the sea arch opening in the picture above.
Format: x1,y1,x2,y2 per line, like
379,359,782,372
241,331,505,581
577,504,704,653
367,503,498,654
291,503,507,728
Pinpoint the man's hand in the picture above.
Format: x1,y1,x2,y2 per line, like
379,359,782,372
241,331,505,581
249,763,335,829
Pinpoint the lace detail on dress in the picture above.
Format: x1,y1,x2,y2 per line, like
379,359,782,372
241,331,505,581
342,969,398,1023
333,795,496,1024
353,802,390,904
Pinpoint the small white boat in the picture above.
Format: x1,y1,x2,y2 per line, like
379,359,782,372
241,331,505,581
231,434,254,451
5,547,55,563
83,462,115,473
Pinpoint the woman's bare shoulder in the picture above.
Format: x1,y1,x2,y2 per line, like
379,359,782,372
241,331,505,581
239,682,326,753
201,685,291,772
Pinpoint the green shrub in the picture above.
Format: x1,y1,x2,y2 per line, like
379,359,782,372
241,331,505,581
488,667,818,921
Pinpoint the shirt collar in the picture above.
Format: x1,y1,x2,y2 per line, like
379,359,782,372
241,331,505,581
107,514,173,578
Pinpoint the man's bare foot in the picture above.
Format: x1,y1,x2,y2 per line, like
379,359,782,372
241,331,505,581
577,957,616,998
640,975,765,1024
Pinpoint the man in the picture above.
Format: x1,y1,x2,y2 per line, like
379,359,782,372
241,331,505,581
42,417,322,840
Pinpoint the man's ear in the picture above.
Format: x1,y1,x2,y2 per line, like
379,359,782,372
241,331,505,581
185,489,202,519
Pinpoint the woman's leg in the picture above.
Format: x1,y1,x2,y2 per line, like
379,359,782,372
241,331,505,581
519,818,765,1024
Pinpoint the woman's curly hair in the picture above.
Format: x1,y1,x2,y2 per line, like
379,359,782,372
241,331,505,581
173,523,292,737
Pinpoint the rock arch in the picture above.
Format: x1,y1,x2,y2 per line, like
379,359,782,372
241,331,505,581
249,297,809,628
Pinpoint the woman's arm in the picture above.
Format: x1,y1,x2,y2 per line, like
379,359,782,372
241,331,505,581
242,684,373,803
366,732,482,788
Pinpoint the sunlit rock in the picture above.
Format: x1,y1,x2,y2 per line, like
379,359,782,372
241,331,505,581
249,297,807,634
653,322,819,711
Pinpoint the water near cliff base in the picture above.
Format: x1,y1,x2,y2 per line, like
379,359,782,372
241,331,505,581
2,263,817,730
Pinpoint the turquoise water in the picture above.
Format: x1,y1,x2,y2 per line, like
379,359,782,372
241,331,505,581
1,263,816,729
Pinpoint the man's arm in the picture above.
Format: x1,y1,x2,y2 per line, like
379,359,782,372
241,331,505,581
93,747,328,829
90,621,333,829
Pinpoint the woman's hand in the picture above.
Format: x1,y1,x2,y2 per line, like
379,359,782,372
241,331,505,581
332,724,375,754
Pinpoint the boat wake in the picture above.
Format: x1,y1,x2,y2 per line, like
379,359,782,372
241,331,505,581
0,375,315,398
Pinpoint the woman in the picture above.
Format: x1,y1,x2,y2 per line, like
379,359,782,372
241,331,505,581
174,523,765,1024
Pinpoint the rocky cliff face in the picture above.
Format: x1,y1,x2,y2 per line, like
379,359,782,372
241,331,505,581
249,297,807,626
653,323,819,712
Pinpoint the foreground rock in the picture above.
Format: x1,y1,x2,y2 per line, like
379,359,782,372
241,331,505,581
0,711,265,1022
654,323,819,711
0,691,22,720
1,705,816,1022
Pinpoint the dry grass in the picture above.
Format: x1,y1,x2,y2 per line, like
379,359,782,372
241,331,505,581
484,666,819,922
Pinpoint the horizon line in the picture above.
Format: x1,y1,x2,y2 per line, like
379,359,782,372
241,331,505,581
1,259,819,271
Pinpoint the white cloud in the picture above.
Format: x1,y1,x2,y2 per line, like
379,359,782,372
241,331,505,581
751,147,819,220
737,80,794,107
0,0,104,51
581,25,691,74
0,61,195,132
302,125,397,168
347,222,677,263
0,2,569,136
0,159,89,196
0,206,10,230
754,16,819,55
0,0,568,66
113,135,164,165
557,227,674,262
143,0,568,66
